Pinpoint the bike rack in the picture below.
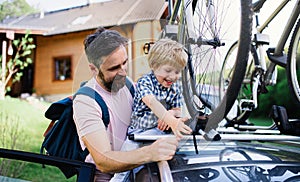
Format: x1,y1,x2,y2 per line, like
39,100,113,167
129,133,300,142
217,126,280,134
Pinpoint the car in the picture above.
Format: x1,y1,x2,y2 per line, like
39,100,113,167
0,148,95,182
1,127,300,182
131,133,300,182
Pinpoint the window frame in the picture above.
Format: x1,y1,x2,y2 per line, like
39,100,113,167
53,56,72,81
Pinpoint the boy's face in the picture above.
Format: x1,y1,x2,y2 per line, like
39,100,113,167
154,64,181,88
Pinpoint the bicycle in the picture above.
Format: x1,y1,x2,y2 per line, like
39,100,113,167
220,0,300,129
142,0,252,181
156,0,253,135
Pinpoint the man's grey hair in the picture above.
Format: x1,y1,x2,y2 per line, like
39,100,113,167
84,27,128,68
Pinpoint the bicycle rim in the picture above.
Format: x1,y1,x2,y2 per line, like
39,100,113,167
287,18,300,107
181,0,252,131
221,43,258,124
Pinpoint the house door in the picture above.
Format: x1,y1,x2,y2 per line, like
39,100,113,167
9,64,34,97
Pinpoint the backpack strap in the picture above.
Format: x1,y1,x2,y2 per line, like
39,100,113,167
125,77,135,97
74,79,134,160
74,87,110,127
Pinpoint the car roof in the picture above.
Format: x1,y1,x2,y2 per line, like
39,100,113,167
133,134,300,181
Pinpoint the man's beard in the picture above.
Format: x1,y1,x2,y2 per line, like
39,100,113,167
98,71,126,92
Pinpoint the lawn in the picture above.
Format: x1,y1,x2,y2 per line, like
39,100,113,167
0,97,76,182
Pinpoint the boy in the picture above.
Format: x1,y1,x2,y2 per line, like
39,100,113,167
111,38,192,181
129,38,191,138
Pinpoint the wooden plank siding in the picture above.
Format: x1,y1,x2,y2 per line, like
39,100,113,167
33,21,162,99
34,30,92,95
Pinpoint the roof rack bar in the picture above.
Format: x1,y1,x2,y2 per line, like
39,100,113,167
233,123,277,130
217,127,280,134
129,134,300,141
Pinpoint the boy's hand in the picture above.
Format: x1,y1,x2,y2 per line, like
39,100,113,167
157,110,177,131
170,117,192,138
157,119,169,131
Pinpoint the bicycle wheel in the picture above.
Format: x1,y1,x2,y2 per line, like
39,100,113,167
180,0,252,131
287,18,300,107
221,42,259,125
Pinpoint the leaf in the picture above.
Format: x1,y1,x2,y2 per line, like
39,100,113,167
15,59,22,65
21,50,31,56
13,39,20,46
28,37,34,43
7,60,13,68
14,54,20,60
6,86,11,92
27,44,36,49
16,72,23,77
26,58,32,64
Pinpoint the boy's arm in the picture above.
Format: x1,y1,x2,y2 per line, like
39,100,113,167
170,108,181,117
142,95,191,138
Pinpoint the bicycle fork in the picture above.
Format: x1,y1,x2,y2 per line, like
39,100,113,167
240,43,278,112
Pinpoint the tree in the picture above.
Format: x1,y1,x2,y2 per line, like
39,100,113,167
0,0,36,22
0,32,36,100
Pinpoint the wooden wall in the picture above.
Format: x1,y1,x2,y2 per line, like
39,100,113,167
34,21,162,97
34,30,92,95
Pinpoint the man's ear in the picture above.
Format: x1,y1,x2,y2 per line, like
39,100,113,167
89,63,99,76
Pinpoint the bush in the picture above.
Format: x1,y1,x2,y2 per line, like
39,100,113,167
252,67,300,118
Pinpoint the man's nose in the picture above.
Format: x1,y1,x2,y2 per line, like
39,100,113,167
118,64,127,76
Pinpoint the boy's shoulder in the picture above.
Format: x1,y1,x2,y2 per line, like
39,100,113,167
137,72,153,83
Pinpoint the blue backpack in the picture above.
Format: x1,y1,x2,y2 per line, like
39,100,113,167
40,78,135,178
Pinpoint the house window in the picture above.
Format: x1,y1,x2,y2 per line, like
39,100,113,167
54,56,72,81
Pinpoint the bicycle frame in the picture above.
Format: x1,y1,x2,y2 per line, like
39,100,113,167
255,0,300,84
250,0,300,109
158,0,231,181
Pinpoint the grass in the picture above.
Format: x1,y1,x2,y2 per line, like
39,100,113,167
0,97,76,182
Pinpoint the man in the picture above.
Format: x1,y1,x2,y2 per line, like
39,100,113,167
73,27,183,181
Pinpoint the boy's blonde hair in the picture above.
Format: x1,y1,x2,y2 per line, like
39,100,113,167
148,39,187,70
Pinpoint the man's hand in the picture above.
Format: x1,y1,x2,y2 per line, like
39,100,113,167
147,137,178,161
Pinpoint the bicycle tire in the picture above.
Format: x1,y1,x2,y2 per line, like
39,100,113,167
221,42,260,125
287,18,300,107
180,0,253,132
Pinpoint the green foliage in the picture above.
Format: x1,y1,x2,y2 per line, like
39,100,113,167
251,67,300,118
0,0,37,22
0,32,36,97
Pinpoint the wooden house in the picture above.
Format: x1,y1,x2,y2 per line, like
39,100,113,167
0,0,168,101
